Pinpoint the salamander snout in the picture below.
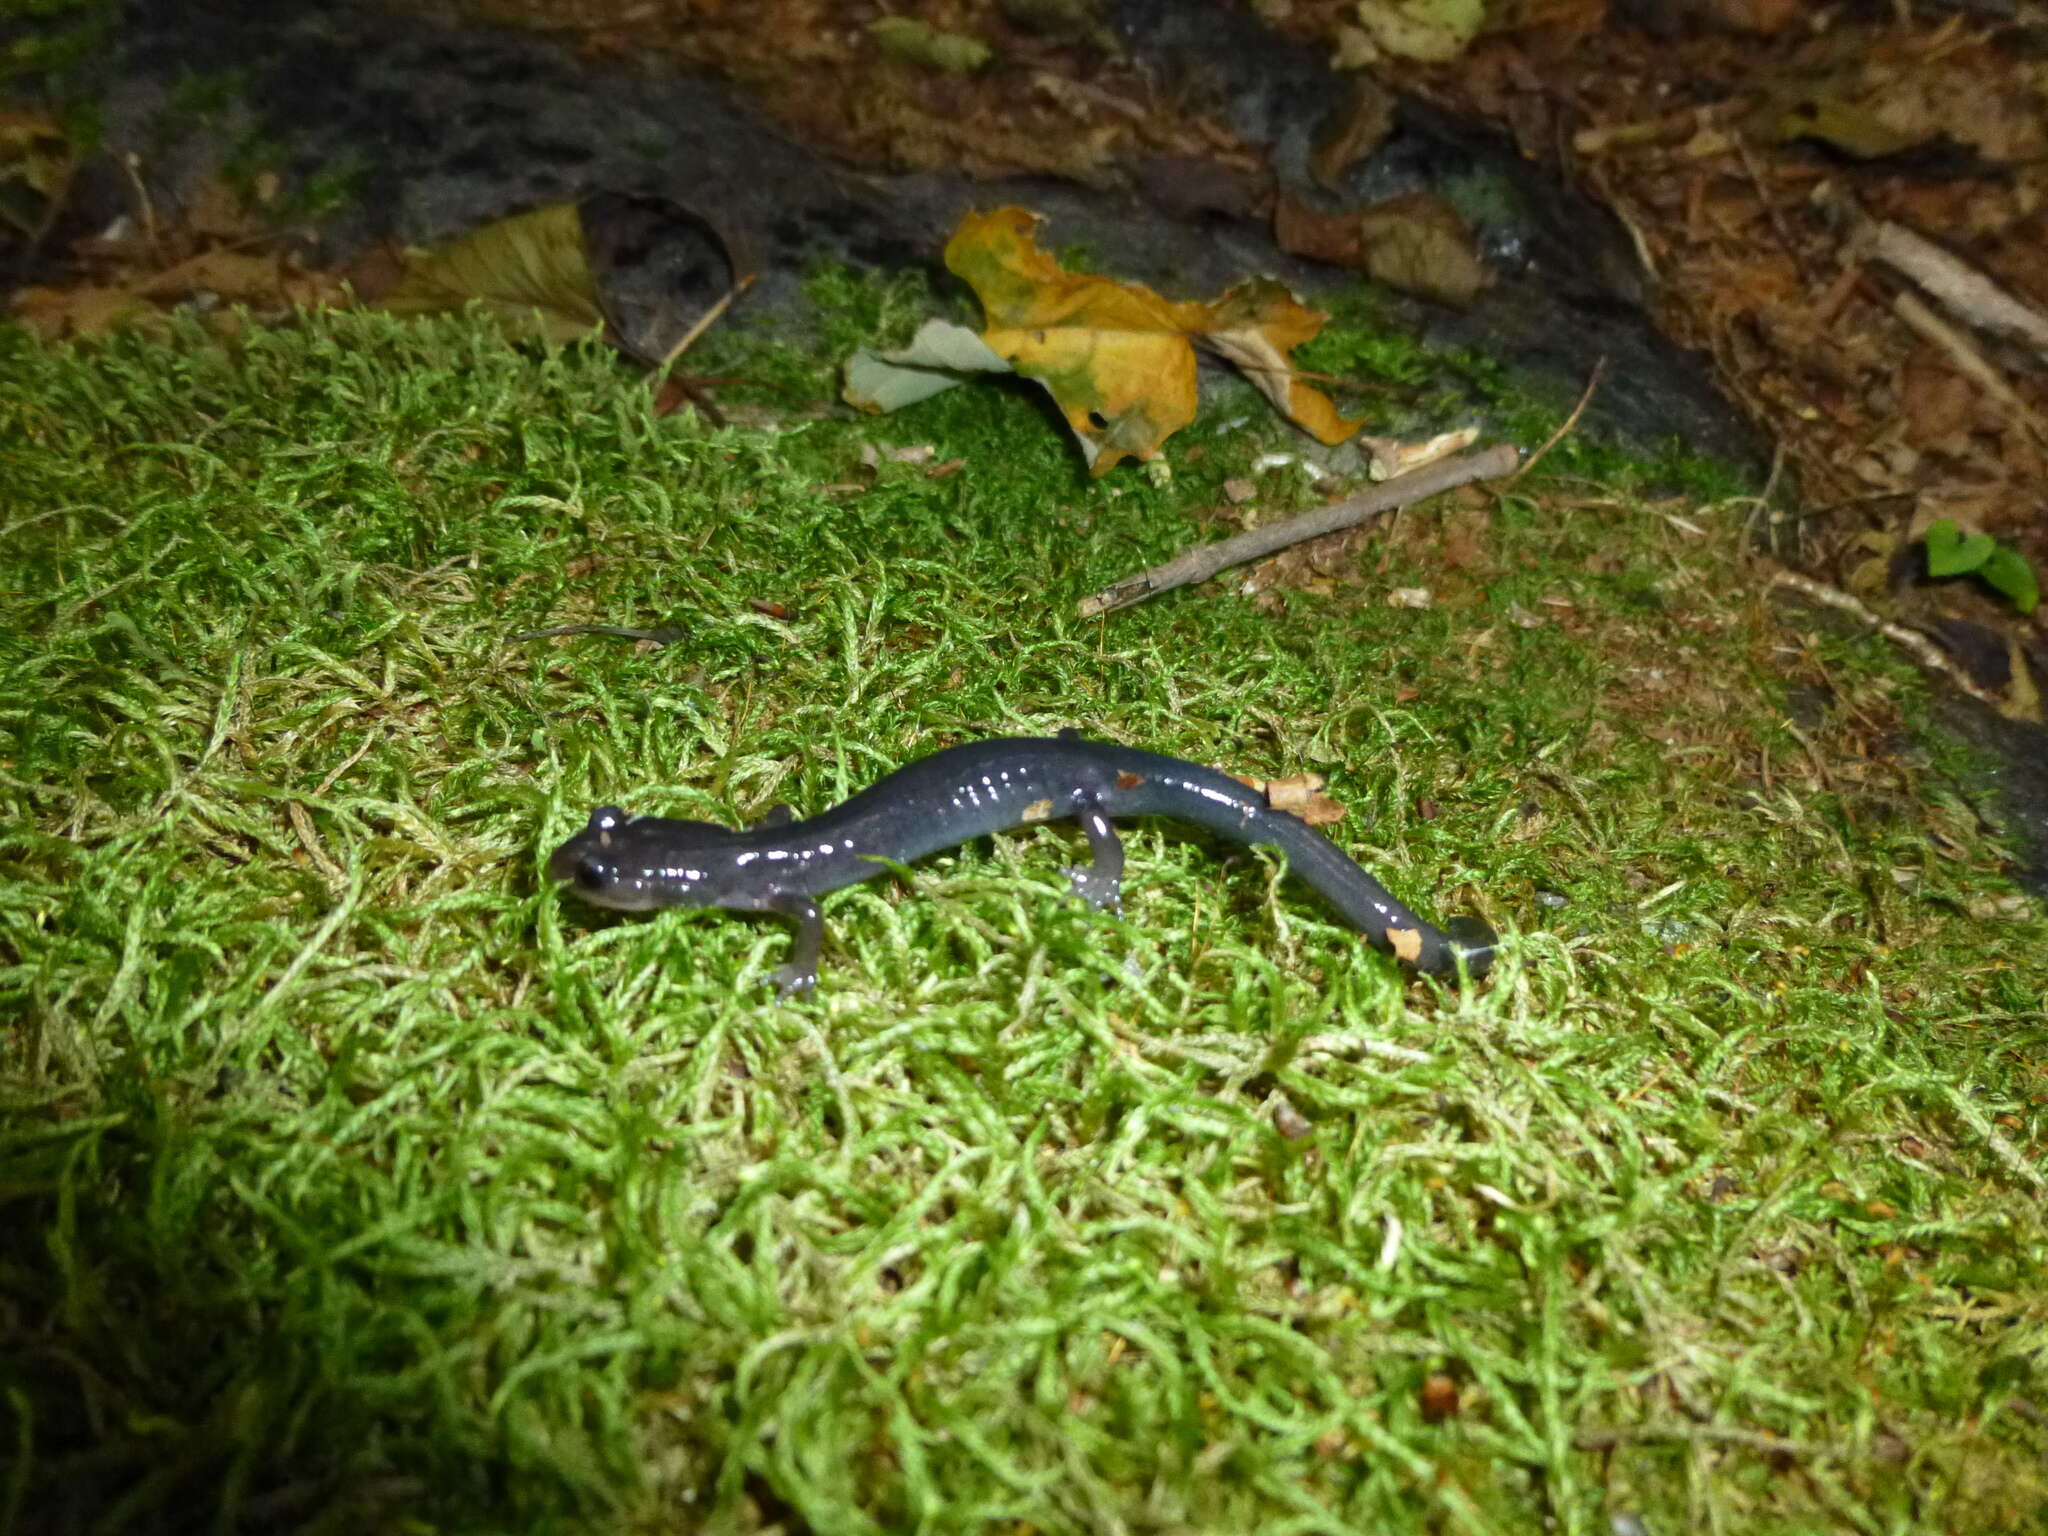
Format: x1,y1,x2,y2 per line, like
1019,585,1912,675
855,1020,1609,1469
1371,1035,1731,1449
546,807,624,883
548,805,661,909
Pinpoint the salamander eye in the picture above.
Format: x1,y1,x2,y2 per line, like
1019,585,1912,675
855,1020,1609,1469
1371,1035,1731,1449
574,857,608,891
589,805,625,833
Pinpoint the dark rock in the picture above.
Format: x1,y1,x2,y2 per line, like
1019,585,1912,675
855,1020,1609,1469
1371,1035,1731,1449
58,0,1762,468
1931,616,2013,690
1929,691,2048,897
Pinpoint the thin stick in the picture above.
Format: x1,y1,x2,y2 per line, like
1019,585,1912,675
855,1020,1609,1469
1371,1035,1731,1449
1818,182,2048,442
654,272,755,375
1768,568,2008,711
313,727,384,797
1855,212,2048,366
118,151,161,259
1078,442,1520,618
1573,1423,1831,1458
1733,130,1814,286
509,623,685,645
1889,289,2048,448
1504,358,1603,489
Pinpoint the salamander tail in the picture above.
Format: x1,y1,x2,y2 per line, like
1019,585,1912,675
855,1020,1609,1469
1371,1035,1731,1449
1440,915,1497,983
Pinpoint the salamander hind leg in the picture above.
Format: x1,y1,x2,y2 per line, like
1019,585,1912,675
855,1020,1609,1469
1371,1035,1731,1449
764,890,825,996
1062,792,1125,910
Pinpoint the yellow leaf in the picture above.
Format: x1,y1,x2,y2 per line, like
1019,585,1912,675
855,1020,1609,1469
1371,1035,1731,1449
0,108,72,196
1201,278,1363,446
1352,0,1485,63
945,207,1195,475
0,109,74,240
944,207,1359,475
868,17,992,73
10,284,163,341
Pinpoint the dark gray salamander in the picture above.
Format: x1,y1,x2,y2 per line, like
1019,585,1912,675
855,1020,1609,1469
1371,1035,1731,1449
548,734,1495,994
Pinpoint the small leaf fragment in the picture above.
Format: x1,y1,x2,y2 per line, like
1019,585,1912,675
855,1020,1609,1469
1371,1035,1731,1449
1201,277,1366,445
869,17,992,73
1275,190,1489,309
1253,772,1348,826
1980,547,2039,613
1309,78,1397,189
1352,193,1490,308
10,284,162,341
1419,1374,1460,1422
1272,1098,1314,1140
844,318,1013,412
1924,519,1995,577
1364,425,1479,481
1351,0,1486,63
0,108,74,235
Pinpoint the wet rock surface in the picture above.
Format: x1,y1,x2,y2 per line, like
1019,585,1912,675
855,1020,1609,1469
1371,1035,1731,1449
1931,693,2048,897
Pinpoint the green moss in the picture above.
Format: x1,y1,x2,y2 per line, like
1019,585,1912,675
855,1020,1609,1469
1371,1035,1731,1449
1,0,116,90
1,284,2044,1534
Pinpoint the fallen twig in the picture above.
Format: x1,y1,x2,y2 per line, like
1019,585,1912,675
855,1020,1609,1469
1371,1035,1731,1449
1294,1032,1433,1066
510,623,685,645
1816,184,2048,446
1853,214,2048,368
1504,359,1603,490
1767,569,2007,711
1078,442,1520,618
643,274,758,427
1889,289,2048,448
1574,1423,1832,1458
652,271,755,377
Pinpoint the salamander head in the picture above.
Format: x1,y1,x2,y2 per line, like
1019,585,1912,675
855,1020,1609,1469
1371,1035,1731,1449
547,805,746,912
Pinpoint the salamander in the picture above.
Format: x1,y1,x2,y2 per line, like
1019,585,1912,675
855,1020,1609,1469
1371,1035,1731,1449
548,733,1495,994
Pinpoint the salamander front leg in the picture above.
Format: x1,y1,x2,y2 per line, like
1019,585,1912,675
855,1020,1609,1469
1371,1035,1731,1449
1062,793,1125,910
764,890,824,996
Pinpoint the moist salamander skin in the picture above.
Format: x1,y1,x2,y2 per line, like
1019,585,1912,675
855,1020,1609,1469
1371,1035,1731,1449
548,733,1496,994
